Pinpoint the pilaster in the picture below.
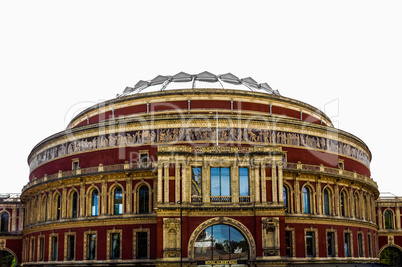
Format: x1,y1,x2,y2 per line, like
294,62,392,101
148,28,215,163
232,163,239,204
271,160,277,204
164,163,170,203
261,161,267,203
316,180,321,215
277,161,283,204
101,179,107,215
11,207,16,232
175,161,181,203
254,163,260,203
157,162,163,203
61,187,67,218
79,183,85,217
126,178,133,213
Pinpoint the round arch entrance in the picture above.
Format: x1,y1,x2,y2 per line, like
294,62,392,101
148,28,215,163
380,246,402,267
0,248,17,267
188,217,256,267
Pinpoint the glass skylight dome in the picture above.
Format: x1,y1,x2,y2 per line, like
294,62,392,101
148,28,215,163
118,71,280,97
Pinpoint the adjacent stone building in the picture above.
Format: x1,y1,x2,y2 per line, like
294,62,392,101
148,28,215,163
0,72,401,266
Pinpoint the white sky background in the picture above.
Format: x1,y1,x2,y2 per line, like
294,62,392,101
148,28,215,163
0,1,401,195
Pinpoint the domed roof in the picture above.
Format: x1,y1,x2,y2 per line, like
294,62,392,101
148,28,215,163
118,71,280,97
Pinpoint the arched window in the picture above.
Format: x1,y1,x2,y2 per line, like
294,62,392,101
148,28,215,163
0,212,9,232
384,210,394,230
303,187,311,214
354,193,360,218
340,191,347,217
323,188,330,215
91,190,99,216
138,185,149,214
363,196,368,220
194,224,249,261
42,197,48,222
283,186,290,213
113,187,123,215
72,191,78,218
56,194,61,220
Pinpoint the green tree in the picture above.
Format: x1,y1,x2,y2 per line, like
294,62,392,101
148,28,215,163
380,247,402,267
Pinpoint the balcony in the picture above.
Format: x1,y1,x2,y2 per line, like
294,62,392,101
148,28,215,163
284,162,378,189
210,196,232,203
23,162,156,193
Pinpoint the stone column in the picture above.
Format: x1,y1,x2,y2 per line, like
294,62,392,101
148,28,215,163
175,162,181,203
126,178,133,213
181,162,189,204
334,183,339,216
80,183,85,217
202,160,210,203
157,162,163,203
62,187,67,218
277,162,283,204
396,204,401,230
19,207,24,231
101,180,107,215
254,163,260,203
11,207,16,232
271,160,277,204
316,180,321,215
377,206,383,229
261,161,267,203
294,177,300,213
164,163,170,203
349,188,354,218
232,163,239,204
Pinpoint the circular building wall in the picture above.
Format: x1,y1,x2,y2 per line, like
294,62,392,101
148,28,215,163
21,72,378,266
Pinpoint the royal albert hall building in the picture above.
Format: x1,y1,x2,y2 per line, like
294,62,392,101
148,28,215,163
19,72,380,266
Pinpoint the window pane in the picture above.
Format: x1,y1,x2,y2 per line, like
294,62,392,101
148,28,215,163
210,168,221,196
111,233,120,259
239,168,249,196
221,167,230,177
340,192,346,216
220,168,230,196
324,189,330,215
0,213,9,232
327,232,334,257
191,167,202,197
194,224,249,261
303,187,311,214
39,238,44,261
385,210,393,229
345,233,351,257
194,227,213,261
68,235,75,260
56,195,61,220
114,187,123,215
52,237,58,261
358,234,363,257
306,232,314,256
92,190,99,216
285,231,292,256
72,192,78,218
283,186,289,213
138,185,149,214
137,232,148,259
88,234,96,260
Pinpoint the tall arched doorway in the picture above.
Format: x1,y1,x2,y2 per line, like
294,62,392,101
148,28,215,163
380,246,402,267
0,249,16,267
188,217,256,267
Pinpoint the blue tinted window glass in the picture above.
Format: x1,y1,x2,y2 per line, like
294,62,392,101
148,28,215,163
303,187,311,214
239,168,249,196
